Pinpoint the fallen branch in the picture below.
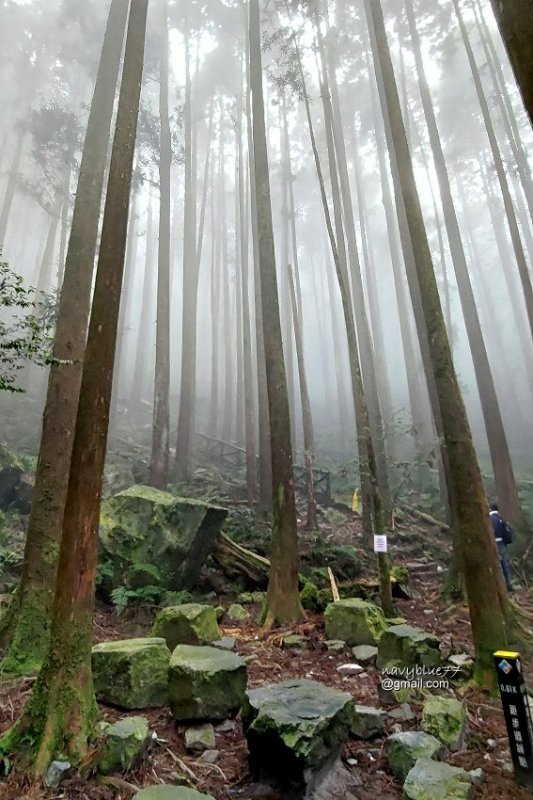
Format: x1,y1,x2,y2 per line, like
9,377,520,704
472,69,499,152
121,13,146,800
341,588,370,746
402,504,449,531
328,567,340,602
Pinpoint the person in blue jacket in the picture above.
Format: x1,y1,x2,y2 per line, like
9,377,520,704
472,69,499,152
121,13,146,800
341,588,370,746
489,501,513,592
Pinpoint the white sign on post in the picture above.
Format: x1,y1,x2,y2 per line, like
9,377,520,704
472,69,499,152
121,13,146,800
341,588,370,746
373,535,388,553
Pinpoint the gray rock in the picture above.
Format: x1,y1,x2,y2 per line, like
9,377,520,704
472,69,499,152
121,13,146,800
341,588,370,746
421,696,468,751
376,624,441,670
242,678,355,792
213,636,236,651
44,760,71,788
447,654,474,680
351,645,378,663
227,603,250,622
97,716,149,774
388,702,415,721
324,599,387,646
386,730,443,782
324,640,346,652
92,637,171,709
132,788,215,800
469,768,483,785
168,644,247,721
403,758,472,800
351,705,386,739
198,749,220,764
283,634,307,649
185,724,216,753
152,604,221,650
337,663,364,675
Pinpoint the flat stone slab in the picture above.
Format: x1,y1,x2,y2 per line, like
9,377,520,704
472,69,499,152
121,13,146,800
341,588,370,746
185,724,216,753
152,604,221,650
168,645,247,721
352,645,378,663
324,599,387,646
133,788,215,800
242,678,355,791
351,705,386,739
92,638,170,709
376,624,441,670
386,730,443,782
403,758,472,800
422,696,468,751
97,716,149,774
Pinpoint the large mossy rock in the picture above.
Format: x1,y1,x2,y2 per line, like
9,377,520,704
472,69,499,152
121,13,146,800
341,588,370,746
376,624,441,670
133,789,215,800
403,758,472,800
153,604,221,650
242,678,355,791
422,696,468,751
324,599,387,646
99,485,227,592
386,731,443,782
97,716,149,774
92,637,170,709
168,645,247,721
351,705,386,739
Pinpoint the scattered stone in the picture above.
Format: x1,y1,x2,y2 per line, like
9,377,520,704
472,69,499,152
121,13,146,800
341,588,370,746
215,606,225,621
215,719,236,733
213,636,236,651
168,645,247,721
347,758,358,766
378,682,416,706
310,759,361,799
351,645,378,663
44,761,71,788
447,653,474,679
243,678,355,792
422,696,468,751
324,640,346,652
388,703,415,722
132,788,215,800
92,637,170,709
99,485,228,593
153,604,221,650
403,758,472,800
227,603,250,622
185,724,216,753
386,730,443,782
97,716,149,774
376,624,441,670
487,738,497,749
198,749,220,764
469,768,483,785
237,591,266,605
351,705,386,739
337,663,363,675
324,599,387,646
283,634,307,649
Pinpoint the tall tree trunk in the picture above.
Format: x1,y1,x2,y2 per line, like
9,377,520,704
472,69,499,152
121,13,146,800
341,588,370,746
0,0,130,675
364,0,509,685
1,0,147,769
249,0,303,626
149,0,172,489
130,199,155,424
488,0,533,124
0,132,25,248
406,0,522,524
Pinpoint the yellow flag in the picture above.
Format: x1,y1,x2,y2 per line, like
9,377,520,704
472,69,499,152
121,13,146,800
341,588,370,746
352,488,360,513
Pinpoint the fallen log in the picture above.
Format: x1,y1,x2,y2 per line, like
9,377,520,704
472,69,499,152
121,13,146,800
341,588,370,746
213,532,270,586
401,504,449,531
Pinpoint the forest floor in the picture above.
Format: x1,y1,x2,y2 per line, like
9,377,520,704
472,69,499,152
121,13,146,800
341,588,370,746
1,507,533,800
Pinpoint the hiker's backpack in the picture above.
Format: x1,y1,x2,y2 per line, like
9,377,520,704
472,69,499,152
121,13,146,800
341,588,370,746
502,519,514,545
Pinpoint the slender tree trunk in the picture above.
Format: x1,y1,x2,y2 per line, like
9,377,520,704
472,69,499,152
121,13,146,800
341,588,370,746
249,0,303,626
2,0,147,770
130,200,155,424
488,0,533,124
365,0,509,685
406,0,522,524
0,132,25,247
0,0,130,675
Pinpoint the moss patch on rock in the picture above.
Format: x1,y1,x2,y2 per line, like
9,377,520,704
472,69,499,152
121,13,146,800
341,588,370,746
92,637,170,709
152,604,220,650
324,599,387,646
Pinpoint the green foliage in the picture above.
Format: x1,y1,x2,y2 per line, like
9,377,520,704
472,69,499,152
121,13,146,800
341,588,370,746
0,254,61,393
299,581,320,612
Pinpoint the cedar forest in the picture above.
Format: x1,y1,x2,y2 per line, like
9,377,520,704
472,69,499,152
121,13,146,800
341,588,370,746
0,1,533,799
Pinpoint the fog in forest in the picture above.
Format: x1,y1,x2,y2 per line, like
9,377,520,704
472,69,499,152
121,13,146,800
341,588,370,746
1,0,533,503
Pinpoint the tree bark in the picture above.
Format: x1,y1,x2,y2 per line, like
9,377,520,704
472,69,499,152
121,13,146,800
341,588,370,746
488,0,533,125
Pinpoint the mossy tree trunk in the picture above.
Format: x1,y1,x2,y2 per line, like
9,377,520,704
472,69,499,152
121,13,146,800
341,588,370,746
0,0,148,771
249,0,303,626
364,0,509,688
0,0,130,677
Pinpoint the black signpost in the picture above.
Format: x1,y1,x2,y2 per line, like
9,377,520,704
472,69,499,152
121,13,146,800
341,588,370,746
494,650,533,787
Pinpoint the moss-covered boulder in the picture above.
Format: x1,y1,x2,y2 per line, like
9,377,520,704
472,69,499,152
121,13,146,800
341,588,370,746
324,599,387,646
133,789,215,800
403,758,472,800
386,731,443,782
351,705,386,739
99,485,227,592
152,604,221,650
168,645,247,721
242,678,355,790
92,637,170,709
422,696,468,751
376,624,441,670
97,716,150,774
227,603,249,622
